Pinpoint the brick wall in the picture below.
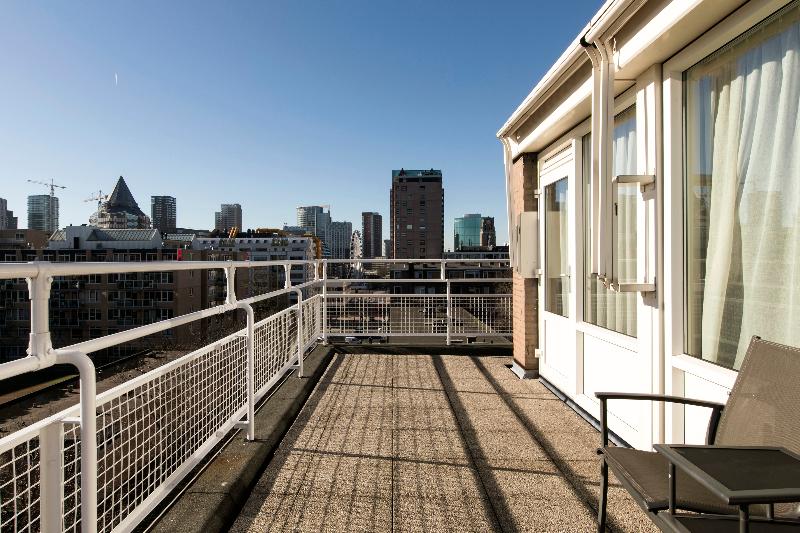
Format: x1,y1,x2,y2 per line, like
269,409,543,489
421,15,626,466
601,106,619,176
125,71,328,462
510,153,539,374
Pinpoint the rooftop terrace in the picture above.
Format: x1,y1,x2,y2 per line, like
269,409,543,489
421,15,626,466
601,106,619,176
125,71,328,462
228,349,655,532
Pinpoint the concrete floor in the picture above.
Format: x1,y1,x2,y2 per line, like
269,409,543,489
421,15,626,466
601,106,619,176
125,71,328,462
232,352,657,532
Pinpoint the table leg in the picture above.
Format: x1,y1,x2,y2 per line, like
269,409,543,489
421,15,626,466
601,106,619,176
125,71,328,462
739,505,749,533
668,462,676,515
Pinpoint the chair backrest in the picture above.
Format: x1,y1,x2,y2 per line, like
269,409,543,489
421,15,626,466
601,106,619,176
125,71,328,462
715,336,800,454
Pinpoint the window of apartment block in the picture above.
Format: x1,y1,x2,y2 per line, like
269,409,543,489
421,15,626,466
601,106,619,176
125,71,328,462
685,1,800,370
188,287,194,297
583,106,638,337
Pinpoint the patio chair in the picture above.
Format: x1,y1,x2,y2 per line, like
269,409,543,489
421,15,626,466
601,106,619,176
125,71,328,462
595,336,800,531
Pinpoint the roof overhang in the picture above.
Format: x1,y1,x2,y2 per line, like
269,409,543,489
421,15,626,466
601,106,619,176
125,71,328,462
497,0,750,155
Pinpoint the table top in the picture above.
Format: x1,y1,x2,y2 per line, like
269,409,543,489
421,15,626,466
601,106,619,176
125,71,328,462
654,445,800,505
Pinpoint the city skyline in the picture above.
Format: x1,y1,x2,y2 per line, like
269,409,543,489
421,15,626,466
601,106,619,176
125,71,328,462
0,1,602,250
3,170,506,250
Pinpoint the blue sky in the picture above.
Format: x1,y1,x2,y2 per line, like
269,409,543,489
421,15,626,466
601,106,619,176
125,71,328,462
0,0,601,250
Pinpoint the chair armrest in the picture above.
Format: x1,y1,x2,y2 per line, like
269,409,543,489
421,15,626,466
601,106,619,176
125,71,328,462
595,393,726,447
595,392,725,410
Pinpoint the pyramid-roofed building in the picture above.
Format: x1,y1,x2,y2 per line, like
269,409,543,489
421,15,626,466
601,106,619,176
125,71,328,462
90,176,152,229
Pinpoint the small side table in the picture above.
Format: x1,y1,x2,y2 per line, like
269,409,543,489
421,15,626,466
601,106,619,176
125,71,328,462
654,445,800,533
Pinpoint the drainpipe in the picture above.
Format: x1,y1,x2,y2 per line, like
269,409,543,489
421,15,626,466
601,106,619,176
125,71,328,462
596,39,616,287
500,137,516,269
580,34,615,286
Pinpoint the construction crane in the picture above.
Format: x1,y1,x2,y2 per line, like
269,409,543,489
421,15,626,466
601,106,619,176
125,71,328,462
84,190,109,210
27,178,66,232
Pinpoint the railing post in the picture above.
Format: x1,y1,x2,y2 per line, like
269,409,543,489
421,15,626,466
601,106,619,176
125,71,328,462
440,259,446,281
56,350,97,533
26,271,54,364
284,263,291,289
446,279,452,346
321,260,328,343
237,303,256,441
224,265,237,304
293,288,304,378
40,421,64,533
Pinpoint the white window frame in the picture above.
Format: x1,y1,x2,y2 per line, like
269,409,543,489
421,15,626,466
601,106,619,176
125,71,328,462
663,0,792,382
662,0,793,441
535,84,644,343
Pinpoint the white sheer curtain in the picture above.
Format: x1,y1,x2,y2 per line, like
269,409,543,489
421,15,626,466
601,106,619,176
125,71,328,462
586,110,637,336
694,14,800,368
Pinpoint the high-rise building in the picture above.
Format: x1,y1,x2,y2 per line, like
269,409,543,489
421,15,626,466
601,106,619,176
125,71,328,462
296,206,331,244
389,169,444,259
361,212,382,259
214,204,243,233
91,176,152,229
151,196,177,233
328,221,352,259
27,194,59,233
0,199,12,230
383,239,392,259
454,214,496,251
480,216,496,248
5,211,18,230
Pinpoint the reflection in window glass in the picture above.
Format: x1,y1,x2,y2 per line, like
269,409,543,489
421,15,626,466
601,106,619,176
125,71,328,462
584,107,638,336
685,2,800,370
545,177,569,317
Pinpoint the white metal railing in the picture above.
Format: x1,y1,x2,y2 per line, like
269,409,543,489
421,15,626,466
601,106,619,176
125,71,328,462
0,258,510,532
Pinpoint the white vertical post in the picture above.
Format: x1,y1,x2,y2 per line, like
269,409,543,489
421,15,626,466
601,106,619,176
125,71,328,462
40,422,64,533
294,288,304,377
446,280,452,346
224,265,236,304
321,260,328,343
238,303,255,441
440,260,446,280
26,273,54,363
284,264,291,289
56,350,97,533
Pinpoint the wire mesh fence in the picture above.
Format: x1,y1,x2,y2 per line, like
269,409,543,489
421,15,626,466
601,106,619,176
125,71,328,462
0,295,322,533
324,293,511,337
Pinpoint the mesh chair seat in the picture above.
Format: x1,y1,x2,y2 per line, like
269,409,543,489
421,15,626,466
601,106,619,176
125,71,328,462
603,447,736,514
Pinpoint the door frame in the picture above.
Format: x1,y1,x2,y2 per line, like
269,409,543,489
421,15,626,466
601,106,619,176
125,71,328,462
538,142,579,396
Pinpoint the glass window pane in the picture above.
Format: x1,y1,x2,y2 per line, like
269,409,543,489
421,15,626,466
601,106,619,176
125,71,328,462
545,177,569,317
685,2,800,370
614,108,638,285
583,107,638,336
